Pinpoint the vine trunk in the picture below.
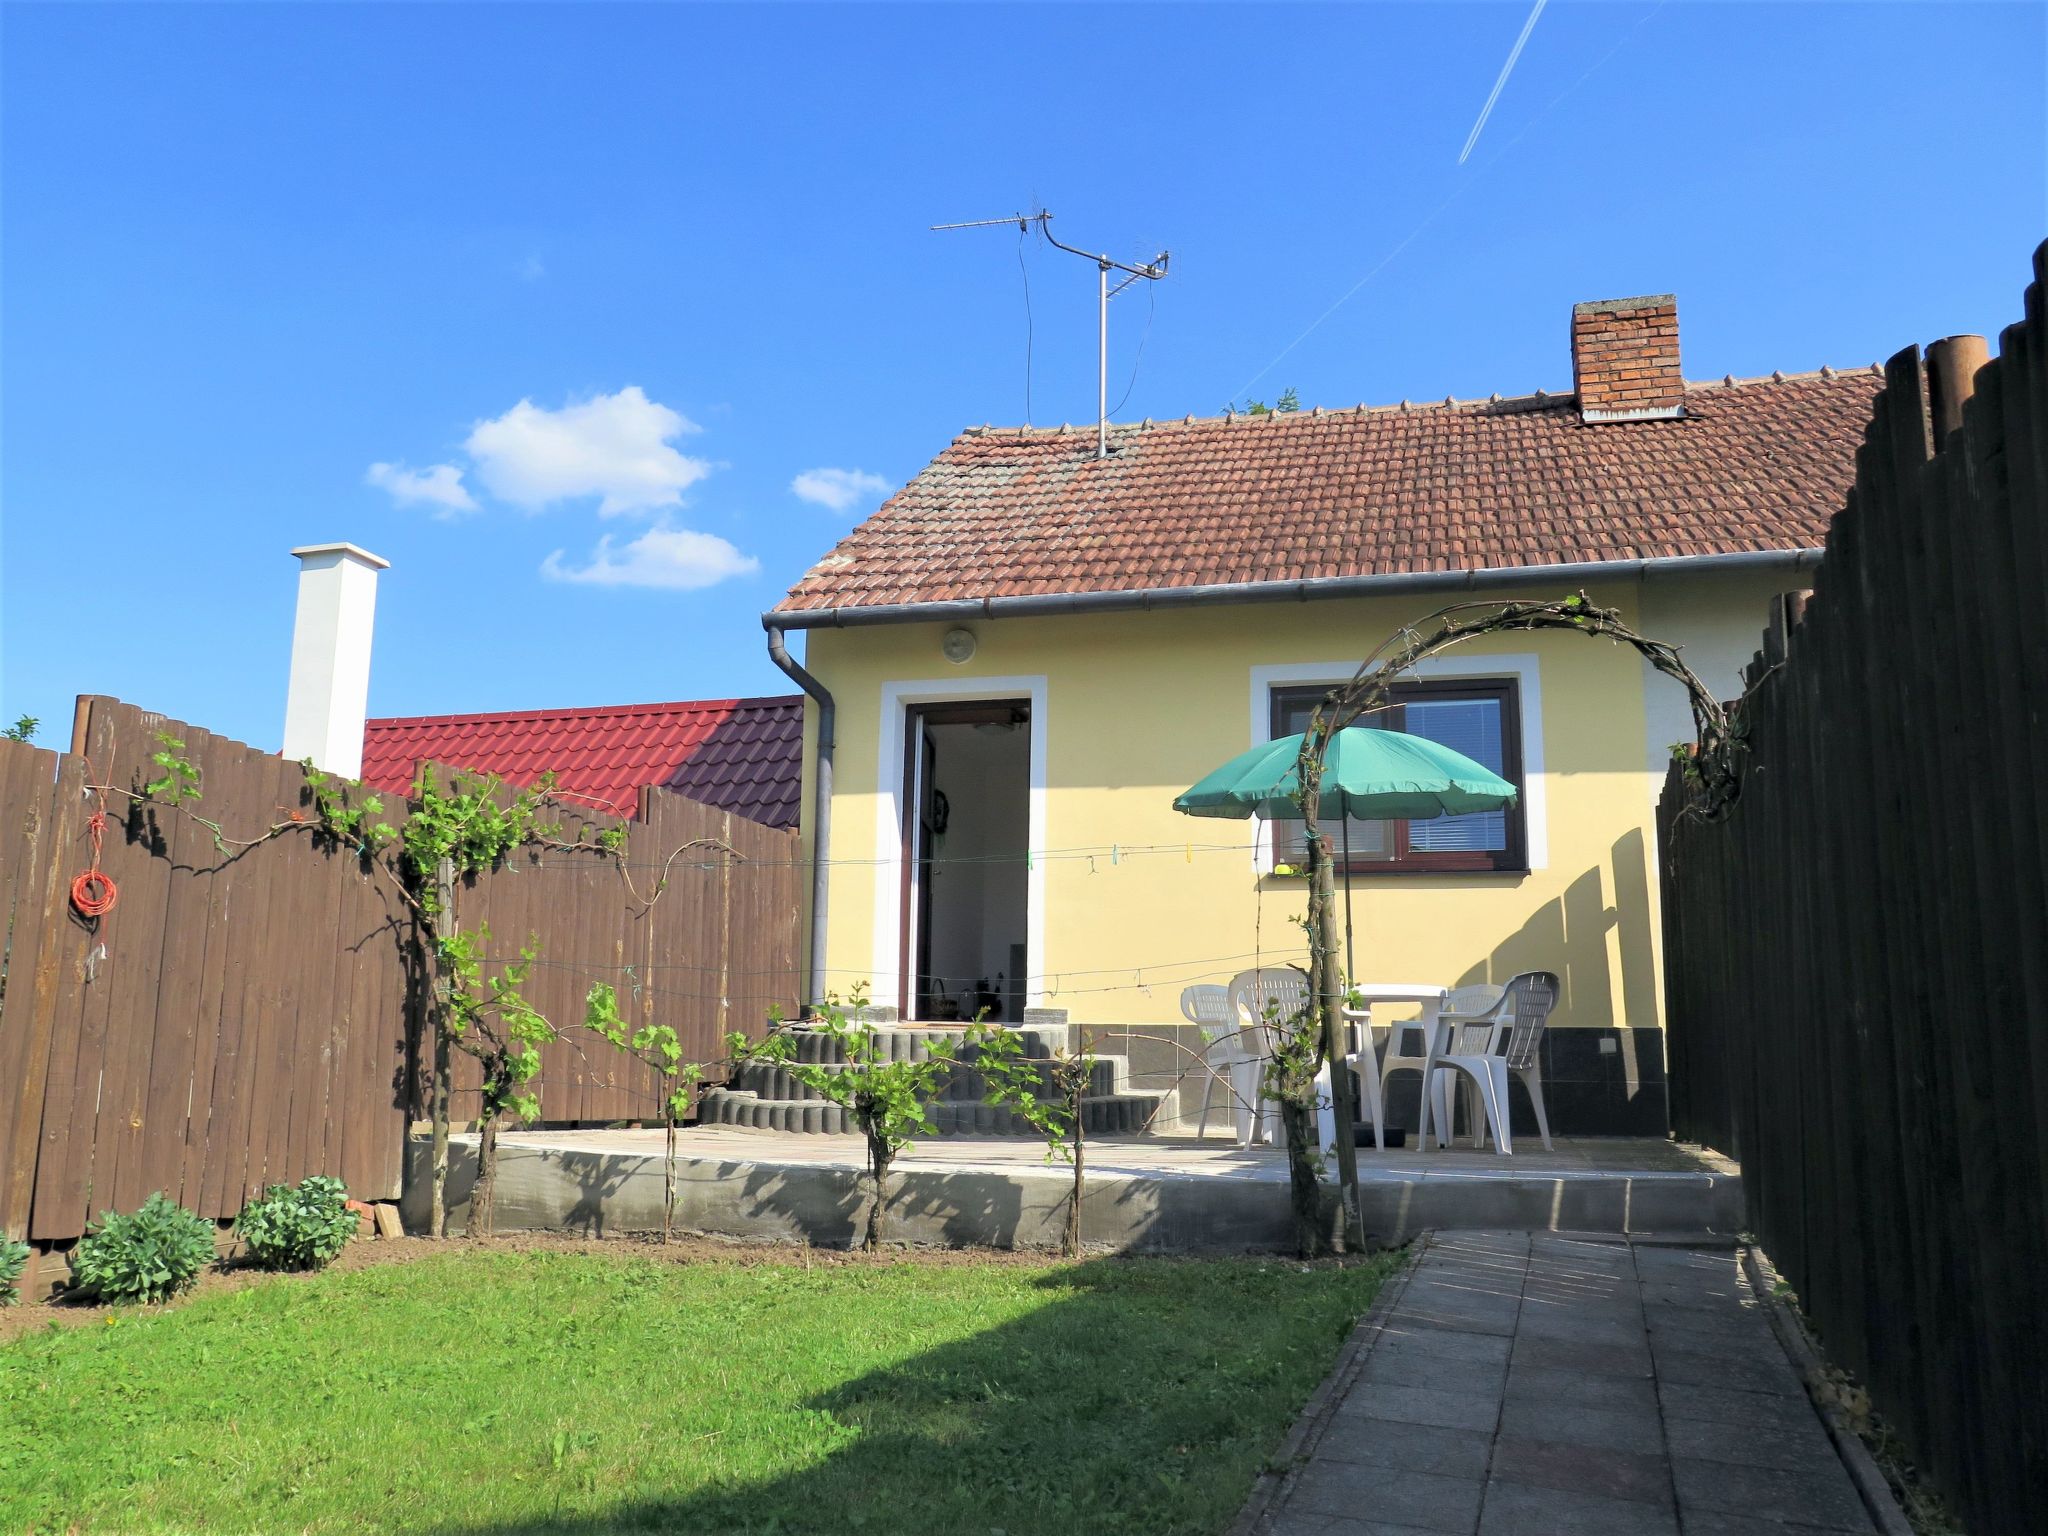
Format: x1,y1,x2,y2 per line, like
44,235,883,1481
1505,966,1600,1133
427,855,457,1239
862,1128,893,1252
472,1112,500,1236
1278,1097,1331,1257
1065,1074,1085,1258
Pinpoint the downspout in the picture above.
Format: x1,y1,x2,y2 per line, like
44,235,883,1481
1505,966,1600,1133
765,623,833,1011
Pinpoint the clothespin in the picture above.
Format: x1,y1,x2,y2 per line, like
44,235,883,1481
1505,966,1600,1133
1111,844,1120,865
1185,842,1192,863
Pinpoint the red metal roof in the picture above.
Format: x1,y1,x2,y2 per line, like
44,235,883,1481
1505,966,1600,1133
359,695,804,829
774,370,1883,615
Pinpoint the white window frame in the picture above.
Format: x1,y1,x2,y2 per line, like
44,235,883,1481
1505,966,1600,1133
1246,655,1547,875
870,674,1049,1016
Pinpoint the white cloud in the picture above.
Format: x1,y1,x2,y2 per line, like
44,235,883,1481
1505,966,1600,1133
792,466,891,513
541,525,760,591
365,461,478,514
466,387,709,516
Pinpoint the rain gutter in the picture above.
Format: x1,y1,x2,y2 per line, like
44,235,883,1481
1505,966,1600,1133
762,548,1824,631
763,624,833,1008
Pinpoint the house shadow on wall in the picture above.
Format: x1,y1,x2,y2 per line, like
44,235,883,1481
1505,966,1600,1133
1375,827,1668,1138
422,1253,1375,1536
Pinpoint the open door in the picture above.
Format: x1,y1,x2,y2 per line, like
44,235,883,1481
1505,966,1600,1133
900,700,1030,1021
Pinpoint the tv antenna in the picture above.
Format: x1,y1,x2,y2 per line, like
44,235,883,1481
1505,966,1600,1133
933,211,1169,459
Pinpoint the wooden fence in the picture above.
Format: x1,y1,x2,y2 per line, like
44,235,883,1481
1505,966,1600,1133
0,696,800,1260
1657,243,2048,1536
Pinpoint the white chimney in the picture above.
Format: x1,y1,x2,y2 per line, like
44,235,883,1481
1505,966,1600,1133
282,542,388,779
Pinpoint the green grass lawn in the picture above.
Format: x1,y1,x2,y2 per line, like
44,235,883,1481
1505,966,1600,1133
1,1245,1397,1535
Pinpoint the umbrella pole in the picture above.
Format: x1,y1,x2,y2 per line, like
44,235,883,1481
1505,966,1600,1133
1341,818,1357,987
1309,832,1364,1251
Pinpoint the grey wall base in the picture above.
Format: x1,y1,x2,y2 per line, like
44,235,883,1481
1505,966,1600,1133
401,1138,1740,1253
1091,1024,1671,1139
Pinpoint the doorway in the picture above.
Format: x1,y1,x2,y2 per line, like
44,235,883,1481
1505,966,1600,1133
901,700,1031,1022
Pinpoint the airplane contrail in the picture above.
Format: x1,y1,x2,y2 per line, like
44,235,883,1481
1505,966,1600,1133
1459,0,1549,164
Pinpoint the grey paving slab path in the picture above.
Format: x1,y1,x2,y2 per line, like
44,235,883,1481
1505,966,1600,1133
1247,1232,1879,1536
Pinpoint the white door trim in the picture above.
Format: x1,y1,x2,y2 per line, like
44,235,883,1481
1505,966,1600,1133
1245,655,1546,874
871,674,1049,1016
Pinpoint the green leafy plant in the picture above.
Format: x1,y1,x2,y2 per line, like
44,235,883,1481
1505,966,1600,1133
2,715,37,745
585,982,704,1242
1239,386,1302,415
962,1021,1099,1257
731,988,959,1250
72,1193,216,1304
0,1237,29,1305
438,924,561,1238
301,765,396,857
235,1176,356,1271
142,732,202,803
387,765,565,1239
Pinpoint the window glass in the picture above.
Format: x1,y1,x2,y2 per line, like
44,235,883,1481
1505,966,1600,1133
1273,694,1396,862
1268,680,1523,872
1403,697,1507,853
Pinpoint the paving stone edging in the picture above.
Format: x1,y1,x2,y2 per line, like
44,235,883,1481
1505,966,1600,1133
1223,1238,1426,1536
1741,1245,1915,1536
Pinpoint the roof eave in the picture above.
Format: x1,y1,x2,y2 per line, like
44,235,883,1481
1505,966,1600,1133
762,548,1825,632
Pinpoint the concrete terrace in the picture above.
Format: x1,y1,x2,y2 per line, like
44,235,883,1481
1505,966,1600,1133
415,1129,1743,1251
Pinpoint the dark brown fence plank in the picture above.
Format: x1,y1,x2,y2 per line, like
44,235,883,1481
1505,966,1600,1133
172,737,242,1211
198,744,288,1218
123,723,219,1214
95,708,184,1216
0,742,66,1237
32,699,125,1239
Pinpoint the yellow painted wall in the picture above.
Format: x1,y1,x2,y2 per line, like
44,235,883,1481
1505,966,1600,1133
785,571,1791,1031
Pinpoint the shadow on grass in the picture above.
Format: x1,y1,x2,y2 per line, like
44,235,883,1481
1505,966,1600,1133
426,1254,1386,1536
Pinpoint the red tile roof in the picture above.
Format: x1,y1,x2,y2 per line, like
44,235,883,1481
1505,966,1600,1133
774,370,1882,615
359,696,804,829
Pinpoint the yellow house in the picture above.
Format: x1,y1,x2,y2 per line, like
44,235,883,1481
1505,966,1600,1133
760,295,1878,1134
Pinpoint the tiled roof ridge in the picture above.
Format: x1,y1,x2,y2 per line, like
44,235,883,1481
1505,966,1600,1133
953,363,1886,439
365,694,801,731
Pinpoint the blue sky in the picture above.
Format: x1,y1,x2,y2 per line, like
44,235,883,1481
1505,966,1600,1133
4,1,2043,751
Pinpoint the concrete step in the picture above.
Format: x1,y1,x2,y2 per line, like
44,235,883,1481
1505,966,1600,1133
777,1023,1068,1066
697,1084,1168,1138
730,1053,1125,1105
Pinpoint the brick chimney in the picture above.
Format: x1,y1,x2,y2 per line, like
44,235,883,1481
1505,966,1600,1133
1571,294,1686,422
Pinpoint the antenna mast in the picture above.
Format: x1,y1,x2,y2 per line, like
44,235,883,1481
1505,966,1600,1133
933,211,1170,459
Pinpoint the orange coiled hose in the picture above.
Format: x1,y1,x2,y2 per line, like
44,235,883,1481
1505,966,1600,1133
70,869,117,918
69,807,118,918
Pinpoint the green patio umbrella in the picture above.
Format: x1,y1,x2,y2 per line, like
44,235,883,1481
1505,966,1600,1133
1173,726,1518,992
1174,727,1517,824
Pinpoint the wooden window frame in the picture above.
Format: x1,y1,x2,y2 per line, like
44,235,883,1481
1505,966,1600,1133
1269,678,1528,876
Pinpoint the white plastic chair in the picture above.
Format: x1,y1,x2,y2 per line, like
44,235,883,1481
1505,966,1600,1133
1224,968,1309,1148
1379,983,1502,1149
1181,984,1253,1142
1428,971,1559,1155
1330,1014,1389,1155
1228,968,1386,1155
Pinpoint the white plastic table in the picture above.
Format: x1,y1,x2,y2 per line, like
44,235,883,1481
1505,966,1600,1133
1319,983,1450,1154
